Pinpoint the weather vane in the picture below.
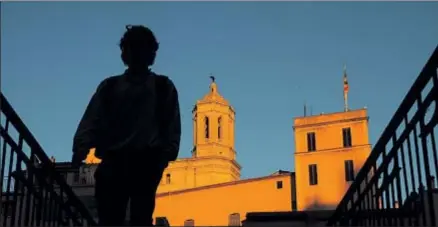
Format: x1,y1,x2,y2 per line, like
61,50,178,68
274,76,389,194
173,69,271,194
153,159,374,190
209,73,216,83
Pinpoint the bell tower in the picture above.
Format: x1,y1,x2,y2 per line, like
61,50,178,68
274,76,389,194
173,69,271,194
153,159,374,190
192,76,236,161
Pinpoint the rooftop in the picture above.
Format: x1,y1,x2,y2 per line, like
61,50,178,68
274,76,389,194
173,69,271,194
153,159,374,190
293,108,369,128
156,171,294,197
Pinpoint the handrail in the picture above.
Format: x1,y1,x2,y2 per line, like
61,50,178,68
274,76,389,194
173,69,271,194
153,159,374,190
327,45,438,226
0,93,97,226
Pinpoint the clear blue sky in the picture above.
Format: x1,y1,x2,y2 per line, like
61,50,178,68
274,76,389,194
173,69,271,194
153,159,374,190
1,2,437,179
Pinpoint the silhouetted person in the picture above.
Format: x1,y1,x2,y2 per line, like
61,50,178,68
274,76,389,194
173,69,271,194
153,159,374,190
72,25,181,226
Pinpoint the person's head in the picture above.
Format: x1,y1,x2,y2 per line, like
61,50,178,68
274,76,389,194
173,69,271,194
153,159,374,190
119,25,159,68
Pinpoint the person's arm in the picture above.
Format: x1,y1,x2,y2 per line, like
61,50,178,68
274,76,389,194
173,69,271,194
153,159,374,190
162,78,181,162
72,81,106,166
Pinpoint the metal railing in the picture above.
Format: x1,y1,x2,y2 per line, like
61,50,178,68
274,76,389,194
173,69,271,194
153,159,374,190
327,45,438,226
0,93,96,226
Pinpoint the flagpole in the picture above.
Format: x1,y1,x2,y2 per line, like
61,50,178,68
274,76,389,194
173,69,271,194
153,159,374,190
343,64,349,112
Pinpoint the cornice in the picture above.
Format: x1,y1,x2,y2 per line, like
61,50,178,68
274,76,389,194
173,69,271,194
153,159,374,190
156,172,293,197
293,117,369,130
294,144,372,156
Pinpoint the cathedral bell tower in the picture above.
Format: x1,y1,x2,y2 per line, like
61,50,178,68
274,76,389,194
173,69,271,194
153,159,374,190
192,76,236,161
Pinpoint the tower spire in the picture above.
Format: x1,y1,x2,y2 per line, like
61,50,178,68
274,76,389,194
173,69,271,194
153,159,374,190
343,64,349,112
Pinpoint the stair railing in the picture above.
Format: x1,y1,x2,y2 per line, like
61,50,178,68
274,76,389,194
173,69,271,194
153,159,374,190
0,93,97,226
327,45,438,226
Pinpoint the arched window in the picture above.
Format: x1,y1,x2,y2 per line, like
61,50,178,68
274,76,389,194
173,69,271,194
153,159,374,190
184,219,195,227
204,117,210,139
166,173,171,184
155,217,170,227
218,117,222,139
228,213,240,226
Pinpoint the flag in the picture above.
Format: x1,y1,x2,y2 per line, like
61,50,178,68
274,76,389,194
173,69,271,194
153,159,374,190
343,67,349,93
343,65,349,112
344,76,349,92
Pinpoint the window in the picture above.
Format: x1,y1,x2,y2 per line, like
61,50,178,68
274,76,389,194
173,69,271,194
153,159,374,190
307,132,316,151
309,164,318,185
184,219,195,227
342,127,352,147
276,181,283,189
345,160,355,181
166,173,171,184
218,117,222,139
155,217,170,226
228,213,240,226
205,117,210,139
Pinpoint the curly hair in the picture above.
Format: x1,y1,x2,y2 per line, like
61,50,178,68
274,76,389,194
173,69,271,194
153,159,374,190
119,25,159,67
